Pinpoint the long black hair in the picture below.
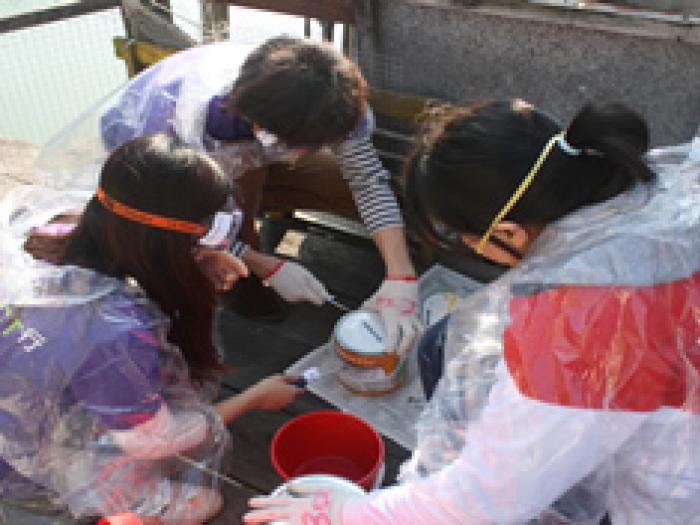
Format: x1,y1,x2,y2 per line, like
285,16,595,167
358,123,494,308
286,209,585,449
30,134,232,382
403,99,656,250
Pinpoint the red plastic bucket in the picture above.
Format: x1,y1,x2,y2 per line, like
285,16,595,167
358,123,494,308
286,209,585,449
270,410,385,491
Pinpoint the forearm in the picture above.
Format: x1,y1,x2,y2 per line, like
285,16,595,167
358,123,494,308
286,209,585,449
334,135,404,234
372,225,416,278
343,373,647,524
216,375,302,423
215,389,259,424
240,248,281,280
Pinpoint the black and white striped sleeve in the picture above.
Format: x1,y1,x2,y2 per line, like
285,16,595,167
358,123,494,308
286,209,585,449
332,135,404,233
228,240,248,257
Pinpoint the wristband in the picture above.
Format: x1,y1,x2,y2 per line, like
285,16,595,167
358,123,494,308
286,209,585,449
261,260,285,281
386,275,418,281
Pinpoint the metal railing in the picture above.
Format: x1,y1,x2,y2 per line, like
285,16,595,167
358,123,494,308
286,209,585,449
0,0,122,33
2,0,696,146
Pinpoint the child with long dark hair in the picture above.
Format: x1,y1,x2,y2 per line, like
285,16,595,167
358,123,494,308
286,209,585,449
244,100,700,524
0,133,302,523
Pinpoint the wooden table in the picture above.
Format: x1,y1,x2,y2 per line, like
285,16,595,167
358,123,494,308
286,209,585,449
211,221,412,523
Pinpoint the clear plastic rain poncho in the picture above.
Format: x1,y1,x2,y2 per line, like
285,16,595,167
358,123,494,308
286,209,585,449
341,141,700,524
0,185,230,522
34,41,262,194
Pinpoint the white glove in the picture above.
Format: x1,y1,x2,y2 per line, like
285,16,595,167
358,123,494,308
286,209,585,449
363,278,422,355
264,260,329,305
243,483,357,524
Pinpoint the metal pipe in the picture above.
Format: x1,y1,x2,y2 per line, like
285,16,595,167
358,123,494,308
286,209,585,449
0,0,121,34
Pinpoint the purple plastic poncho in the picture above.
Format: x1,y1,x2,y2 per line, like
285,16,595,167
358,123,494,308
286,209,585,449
33,42,262,194
0,186,230,522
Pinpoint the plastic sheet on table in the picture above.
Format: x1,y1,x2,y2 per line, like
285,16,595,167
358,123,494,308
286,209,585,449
287,265,483,450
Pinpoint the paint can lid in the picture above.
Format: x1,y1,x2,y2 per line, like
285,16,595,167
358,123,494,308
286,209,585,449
333,310,387,355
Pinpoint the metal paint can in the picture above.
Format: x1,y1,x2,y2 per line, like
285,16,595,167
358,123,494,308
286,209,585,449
333,310,406,396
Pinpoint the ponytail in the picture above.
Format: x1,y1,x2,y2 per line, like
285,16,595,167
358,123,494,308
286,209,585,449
402,99,657,248
563,103,655,204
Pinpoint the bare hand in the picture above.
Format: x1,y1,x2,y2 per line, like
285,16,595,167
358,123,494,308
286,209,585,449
194,247,248,291
248,374,304,411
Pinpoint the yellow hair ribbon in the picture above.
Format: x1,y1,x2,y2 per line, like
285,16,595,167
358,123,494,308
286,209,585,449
475,131,565,254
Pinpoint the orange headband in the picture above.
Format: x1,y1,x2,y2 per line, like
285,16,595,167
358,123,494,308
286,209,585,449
96,187,207,236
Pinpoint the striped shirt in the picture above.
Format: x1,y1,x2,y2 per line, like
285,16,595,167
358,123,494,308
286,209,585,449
229,109,403,257
331,108,404,233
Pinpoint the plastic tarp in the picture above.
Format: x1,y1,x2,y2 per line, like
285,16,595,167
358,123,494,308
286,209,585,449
287,264,483,451
33,41,261,195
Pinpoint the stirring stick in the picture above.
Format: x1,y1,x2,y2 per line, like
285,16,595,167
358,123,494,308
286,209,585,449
174,453,244,489
326,295,352,312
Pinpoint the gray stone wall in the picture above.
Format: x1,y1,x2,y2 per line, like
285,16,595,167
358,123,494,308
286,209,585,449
356,0,700,145
615,1,699,16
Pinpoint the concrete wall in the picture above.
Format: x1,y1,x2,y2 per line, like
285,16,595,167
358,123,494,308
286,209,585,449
617,1,699,16
356,0,700,145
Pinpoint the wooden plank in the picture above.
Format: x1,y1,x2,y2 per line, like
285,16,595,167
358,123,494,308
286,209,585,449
207,476,259,525
220,381,411,482
222,0,357,24
217,305,339,387
113,37,180,69
214,227,411,498
369,87,435,121
227,408,302,492
0,0,121,34
224,405,411,491
216,227,384,388
296,233,384,303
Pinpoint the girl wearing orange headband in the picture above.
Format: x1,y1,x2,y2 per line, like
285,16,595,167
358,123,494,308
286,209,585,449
1,134,303,523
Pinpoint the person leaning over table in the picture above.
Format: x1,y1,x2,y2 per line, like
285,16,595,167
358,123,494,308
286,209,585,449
242,99,700,524
0,134,303,524
99,35,421,353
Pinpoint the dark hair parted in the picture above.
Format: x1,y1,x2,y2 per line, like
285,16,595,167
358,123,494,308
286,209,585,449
29,134,232,382
227,36,368,149
403,99,656,249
